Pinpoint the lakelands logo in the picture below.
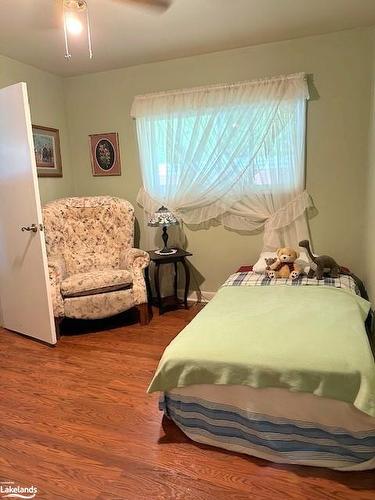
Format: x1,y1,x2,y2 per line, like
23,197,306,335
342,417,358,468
0,482,37,499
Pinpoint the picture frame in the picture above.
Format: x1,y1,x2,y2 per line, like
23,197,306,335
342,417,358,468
89,132,121,176
32,125,63,178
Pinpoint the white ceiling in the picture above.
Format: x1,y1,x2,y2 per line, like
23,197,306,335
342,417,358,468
1,0,375,77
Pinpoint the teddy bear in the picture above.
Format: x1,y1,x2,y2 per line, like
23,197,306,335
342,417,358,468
267,247,301,280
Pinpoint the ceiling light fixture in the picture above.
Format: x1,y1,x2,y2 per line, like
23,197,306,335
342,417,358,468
63,0,93,61
65,13,83,35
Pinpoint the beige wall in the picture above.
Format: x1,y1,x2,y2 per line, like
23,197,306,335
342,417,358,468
0,54,73,203
3,29,372,293
364,30,375,302
64,28,373,292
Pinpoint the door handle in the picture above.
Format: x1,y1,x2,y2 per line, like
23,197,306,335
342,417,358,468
21,224,38,233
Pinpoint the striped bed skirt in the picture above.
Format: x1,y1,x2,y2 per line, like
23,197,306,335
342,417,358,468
160,385,375,471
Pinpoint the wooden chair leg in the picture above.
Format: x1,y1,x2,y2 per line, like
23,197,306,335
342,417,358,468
138,303,149,325
54,317,62,340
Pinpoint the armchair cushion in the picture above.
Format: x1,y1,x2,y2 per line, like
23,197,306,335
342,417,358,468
61,269,132,298
43,196,134,275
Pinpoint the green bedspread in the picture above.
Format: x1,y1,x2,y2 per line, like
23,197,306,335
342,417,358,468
148,285,375,417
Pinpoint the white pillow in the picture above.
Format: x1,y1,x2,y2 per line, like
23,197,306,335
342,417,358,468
253,251,310,274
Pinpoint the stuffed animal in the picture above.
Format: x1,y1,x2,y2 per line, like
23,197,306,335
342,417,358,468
299,240,340,280
264,257,277,270
267,247,301,280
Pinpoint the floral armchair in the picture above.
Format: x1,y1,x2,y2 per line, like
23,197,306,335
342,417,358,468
43,196,150,325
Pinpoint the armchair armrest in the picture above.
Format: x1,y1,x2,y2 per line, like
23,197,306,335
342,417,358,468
120,248,150,271
47,256,66,318
48,256,67,280
120,248,150,306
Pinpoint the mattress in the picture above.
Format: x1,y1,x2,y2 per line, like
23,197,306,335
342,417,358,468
162,385,375,471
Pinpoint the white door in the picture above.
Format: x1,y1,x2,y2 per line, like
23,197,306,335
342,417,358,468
0,82,56,344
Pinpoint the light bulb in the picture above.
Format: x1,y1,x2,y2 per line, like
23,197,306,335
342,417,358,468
65,13,83,35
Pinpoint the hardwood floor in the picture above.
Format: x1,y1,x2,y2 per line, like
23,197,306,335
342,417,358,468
1,306,375,500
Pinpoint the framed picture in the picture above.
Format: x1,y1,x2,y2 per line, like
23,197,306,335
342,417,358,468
89,132,121,176
32,125,62,177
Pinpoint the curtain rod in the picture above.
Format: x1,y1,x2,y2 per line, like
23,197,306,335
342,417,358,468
132,72,307,102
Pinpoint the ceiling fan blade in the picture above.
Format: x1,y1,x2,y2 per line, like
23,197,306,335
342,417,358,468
113,0,172,11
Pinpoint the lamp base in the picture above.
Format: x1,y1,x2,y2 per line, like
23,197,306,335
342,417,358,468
155,248,177,255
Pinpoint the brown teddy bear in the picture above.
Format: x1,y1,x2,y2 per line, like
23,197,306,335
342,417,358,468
267,247,301,280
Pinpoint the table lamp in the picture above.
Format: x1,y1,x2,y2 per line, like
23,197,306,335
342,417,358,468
148,206,179,255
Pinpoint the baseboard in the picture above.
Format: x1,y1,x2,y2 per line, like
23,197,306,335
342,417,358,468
178,290,216,303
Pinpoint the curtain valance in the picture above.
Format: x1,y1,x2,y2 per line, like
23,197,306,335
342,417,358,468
131,73,309,117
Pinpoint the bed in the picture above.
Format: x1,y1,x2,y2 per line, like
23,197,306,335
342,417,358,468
148,269,375,471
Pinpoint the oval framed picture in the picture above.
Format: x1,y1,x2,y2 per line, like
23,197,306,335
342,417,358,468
89,132,121,176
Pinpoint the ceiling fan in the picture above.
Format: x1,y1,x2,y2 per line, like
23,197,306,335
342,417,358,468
52,0,172,61
64,0,171,11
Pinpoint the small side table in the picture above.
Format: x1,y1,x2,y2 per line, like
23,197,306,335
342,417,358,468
145,248,192,315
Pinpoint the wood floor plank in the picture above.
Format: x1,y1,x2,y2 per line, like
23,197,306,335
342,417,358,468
1,305,375,499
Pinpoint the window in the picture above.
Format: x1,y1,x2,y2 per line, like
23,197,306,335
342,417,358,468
132,73,311,249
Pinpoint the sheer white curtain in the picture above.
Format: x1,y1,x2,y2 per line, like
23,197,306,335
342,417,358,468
131,73,312,250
